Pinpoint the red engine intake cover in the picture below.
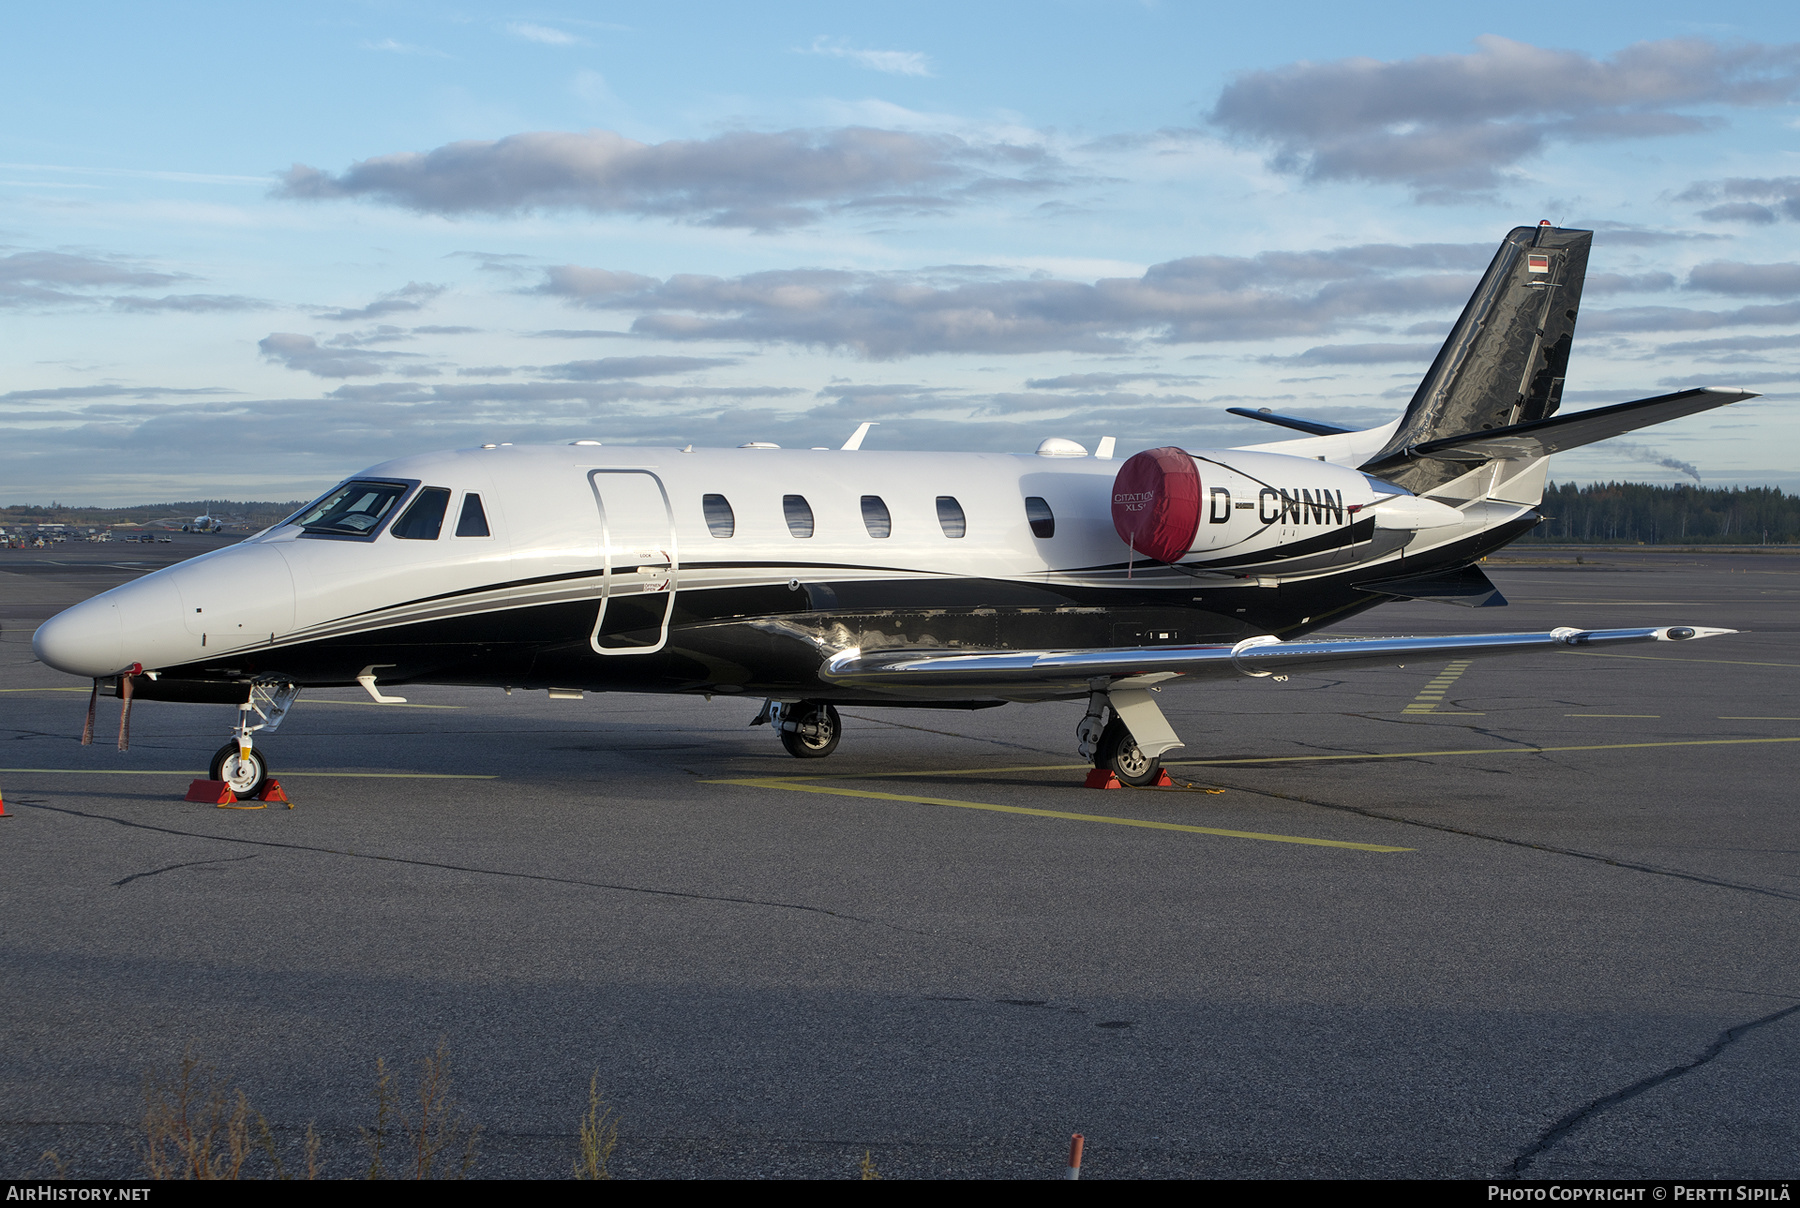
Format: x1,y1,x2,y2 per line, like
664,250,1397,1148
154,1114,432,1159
1111,446,1203,563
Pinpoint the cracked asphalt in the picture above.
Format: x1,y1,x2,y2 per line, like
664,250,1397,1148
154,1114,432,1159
1,539,1797,1179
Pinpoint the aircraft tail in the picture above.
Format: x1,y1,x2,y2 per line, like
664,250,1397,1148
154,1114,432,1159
1360,224,1591,493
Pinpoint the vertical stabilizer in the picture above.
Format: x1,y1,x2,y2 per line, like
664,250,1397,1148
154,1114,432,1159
1361,224,1591,493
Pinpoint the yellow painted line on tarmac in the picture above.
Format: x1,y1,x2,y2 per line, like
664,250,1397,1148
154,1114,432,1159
1402,659,1476,715
1720,716,1800,721
0,767,495,779
709,776,1413,852
1567,651,1800,669
299,699,466,710
749,735,1800,784
1170,736,1800,767
0,688,463,709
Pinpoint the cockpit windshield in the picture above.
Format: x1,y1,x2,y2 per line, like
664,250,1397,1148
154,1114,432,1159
285,480,413,536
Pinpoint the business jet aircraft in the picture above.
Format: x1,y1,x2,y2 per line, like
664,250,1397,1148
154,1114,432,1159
34,224,1753,796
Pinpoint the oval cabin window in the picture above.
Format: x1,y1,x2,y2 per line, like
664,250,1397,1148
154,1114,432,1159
783,494,815,538
860,495,891,538
1024,496,1055,539
936,496,966,538
702,493,735,538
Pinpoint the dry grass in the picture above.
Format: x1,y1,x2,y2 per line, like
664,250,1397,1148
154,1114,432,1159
129,1040,648,1180
138,1044,317,1179
362,1037,482,1179
859,1149,882,1180
572,1072,619,1180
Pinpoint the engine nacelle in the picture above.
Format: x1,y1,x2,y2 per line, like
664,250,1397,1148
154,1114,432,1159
1111,446,1419,564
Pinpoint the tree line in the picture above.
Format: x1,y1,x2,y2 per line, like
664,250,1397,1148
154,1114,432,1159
1519,481,1800,545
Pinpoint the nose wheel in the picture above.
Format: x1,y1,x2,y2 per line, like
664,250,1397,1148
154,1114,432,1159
210,741,272,799
777,701,841,759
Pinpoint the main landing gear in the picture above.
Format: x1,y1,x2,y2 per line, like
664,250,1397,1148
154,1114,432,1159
213,681,300,799
753,700,842,759
1077,684,1184,787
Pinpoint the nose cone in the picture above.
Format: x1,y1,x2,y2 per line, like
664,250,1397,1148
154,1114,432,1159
34,597,126,678
33,572,192,678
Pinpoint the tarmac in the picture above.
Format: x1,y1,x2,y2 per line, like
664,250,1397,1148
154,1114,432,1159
1,536,1796,1179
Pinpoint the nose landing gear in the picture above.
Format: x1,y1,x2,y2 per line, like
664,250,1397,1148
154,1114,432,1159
215,681,300,799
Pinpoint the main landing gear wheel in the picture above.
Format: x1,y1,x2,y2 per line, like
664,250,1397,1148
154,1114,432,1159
1095,717,1162,787
779,702,841,759
210,741,271,799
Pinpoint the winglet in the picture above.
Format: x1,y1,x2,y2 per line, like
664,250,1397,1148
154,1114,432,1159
841,422,878,451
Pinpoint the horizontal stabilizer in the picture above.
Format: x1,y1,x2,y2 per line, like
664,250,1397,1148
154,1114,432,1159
1366,387,1757,472
821,625,1734,697
1226,407,1356,437
1355,565,1507,608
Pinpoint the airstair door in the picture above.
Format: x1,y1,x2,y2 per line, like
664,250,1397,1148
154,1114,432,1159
588,470,677,654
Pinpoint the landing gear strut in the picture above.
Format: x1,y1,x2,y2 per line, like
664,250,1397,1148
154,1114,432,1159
215,681,300,798
756,700,842,758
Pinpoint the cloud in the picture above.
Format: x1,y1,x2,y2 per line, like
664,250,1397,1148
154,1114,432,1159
1211,36,1800,199
276,126,1065,230
1657,333,1800,357
0,249,188,307
1677,176,1800,223
314,281,445,321
533,241,1487,358
1582,302,1800,333
798,37,931,77
1685,261,1800,296
363,38,451,58
0,385,239,402
1260,342,1439,365
508,23,582,46
536,356,735,380
111,293,272,312
321,381,798,405
1585,273,1678,294
528,328,632,340
1023,372,1211,389
258,333,431,378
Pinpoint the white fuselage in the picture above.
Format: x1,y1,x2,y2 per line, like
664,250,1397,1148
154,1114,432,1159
32,441,1528,684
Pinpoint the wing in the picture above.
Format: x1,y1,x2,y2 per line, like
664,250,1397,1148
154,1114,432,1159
820,625,1735,699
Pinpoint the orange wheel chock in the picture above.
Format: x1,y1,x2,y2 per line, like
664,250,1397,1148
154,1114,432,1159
185,779,237,805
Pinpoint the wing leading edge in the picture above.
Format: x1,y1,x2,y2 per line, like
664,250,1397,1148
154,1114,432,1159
821,625,1735,697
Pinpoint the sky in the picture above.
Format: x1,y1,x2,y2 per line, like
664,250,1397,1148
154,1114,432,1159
4,0,1799,504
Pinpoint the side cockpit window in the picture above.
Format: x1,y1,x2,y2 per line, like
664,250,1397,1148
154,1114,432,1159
702,494,735,538
456,493,491,537
392,487,451,539
1024,496,1055,539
